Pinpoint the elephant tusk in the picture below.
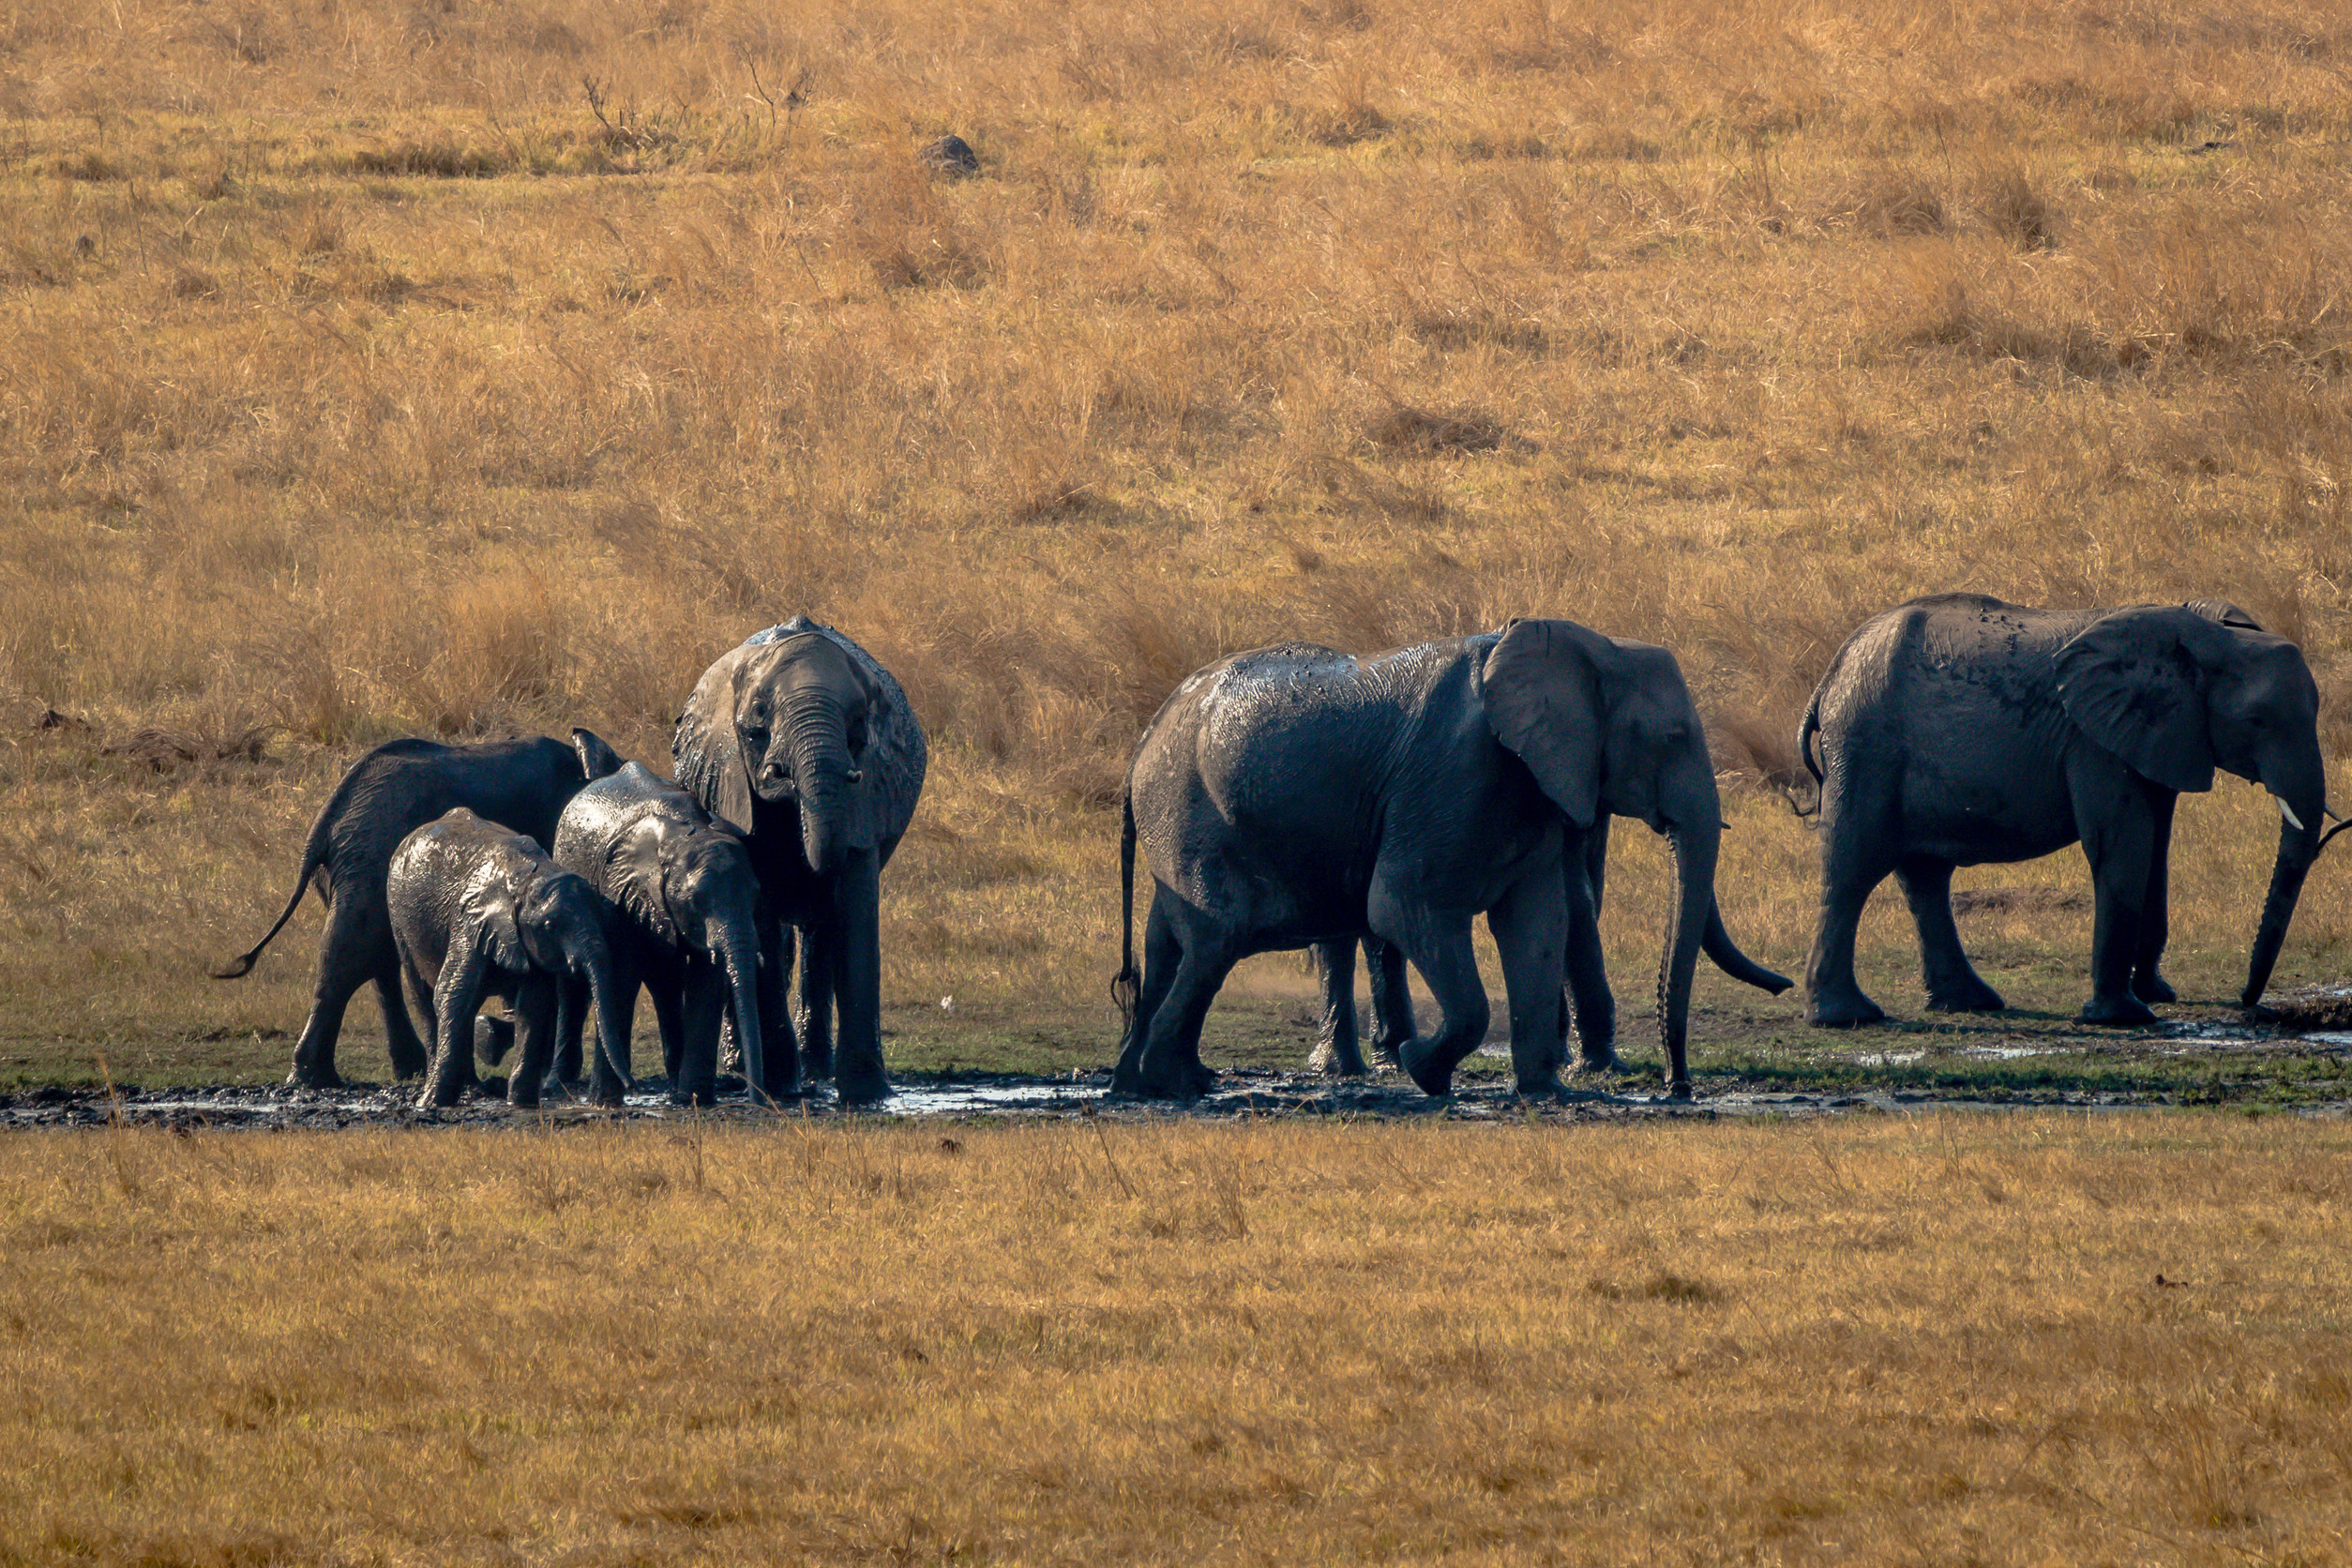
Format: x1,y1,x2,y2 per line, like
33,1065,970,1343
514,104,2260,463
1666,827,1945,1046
2327,803,2344,823
846,768,865,783
2275,795,2306,832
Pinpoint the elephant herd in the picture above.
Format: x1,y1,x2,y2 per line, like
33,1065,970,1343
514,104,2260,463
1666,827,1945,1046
217,595,2341,1109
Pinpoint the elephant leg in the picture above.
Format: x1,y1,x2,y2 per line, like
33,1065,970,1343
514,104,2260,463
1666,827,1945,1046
1364,937,1414,1069
288,900,384,1090
1561,837,1618,1072
2077,786,2160,1027
371,952,430,1082
1806,814,1894,1028
548,974,586,1090
1131,924,1241,1102
830,851,888,1106
1307,941,1367,1078
541,976,588,1098
1379,904,1492,1099
1898,856,2005,1013
424,944,492,1109
2133,792,2179,1004
758,915,802,1098
507,976,557,1110
672,959,726,1108
651,972,687,1087
1487,873,1567,1099
1112,896,1184,1095
797,922,836,1083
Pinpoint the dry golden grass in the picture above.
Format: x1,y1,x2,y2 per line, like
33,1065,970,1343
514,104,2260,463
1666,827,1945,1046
3,1113,2349,1563
4,0,2352,1076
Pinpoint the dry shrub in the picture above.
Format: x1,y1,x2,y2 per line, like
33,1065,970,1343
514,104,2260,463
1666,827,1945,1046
1364,404,1507,454
98,722,277,775
1970,156,2057,250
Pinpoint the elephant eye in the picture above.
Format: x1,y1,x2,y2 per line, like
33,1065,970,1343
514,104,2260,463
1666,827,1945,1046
847,715,870,752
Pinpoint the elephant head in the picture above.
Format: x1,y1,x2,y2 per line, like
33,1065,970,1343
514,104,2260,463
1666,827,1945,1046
481,868,634,1094
700,631,888,877
2054,606,2331,1007
617,815,767,1096
1483,618,1785,1097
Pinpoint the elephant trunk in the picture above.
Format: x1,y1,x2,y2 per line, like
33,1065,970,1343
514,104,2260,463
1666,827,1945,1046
713,914,766,1103
1703,900,1794,995
2242,816,2323,1010
2241,747,2329,1009
1656,820,1717,1100
580,946,634,1096
784,711,859,876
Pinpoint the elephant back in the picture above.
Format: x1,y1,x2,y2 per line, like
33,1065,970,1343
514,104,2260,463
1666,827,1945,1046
672,618,928,862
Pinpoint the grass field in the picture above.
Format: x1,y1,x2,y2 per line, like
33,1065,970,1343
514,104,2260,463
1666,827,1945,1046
2,1113,2348,1564
7,0,2352,1087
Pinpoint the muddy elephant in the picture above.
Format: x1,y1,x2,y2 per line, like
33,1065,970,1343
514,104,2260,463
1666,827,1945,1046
1800,593,2332,1027
672,619,927,1106
215,731,626,1088
550,759,781,1107
1114,621,1791,1103
387,809,633,1110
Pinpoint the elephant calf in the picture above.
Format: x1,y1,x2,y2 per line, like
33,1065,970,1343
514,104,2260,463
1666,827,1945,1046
1801,594,2331,1027
387,809,633,1110
552,759,785,1108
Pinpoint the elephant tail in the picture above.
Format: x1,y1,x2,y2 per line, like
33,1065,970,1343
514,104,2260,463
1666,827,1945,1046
212,822,332,980
1790,693,1825,820
1111,784,1140,1023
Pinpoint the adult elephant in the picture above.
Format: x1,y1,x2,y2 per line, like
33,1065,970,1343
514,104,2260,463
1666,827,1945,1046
672,619,926,1106
550,759,779,1107
214,730,626,1089
1113,622,1791,1102
1799,593,2332,1027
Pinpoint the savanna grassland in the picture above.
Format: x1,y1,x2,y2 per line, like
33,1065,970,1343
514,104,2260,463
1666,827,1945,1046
4,1114,2351,1564
5,0,2352,1085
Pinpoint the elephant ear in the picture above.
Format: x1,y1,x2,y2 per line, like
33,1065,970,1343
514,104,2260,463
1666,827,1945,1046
571,728,626,782
1480,618,1612,829
672,645,760,833
611,820,686,947
2054,607,2218,793
2182,598,2264,632
460,880,529,973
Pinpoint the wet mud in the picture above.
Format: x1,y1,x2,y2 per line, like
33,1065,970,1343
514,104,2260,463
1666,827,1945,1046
9,1048,2351,1131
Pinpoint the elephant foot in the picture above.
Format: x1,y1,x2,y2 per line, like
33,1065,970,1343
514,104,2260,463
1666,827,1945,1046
2134,972,2178,1004
1397,1041,1455,1098
286,1063,345,1092
1572,1046,1624,1076
1666,1078,1695,1103
1513,1073,1563,1101
1807,990,1888,1029
2077,994,2158,1028
835,1076,892,1108
1306,1047,1368,1079
1924,977,2006,1014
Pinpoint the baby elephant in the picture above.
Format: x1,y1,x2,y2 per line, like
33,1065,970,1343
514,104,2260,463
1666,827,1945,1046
387,808,633,1110
553,761,784,1107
